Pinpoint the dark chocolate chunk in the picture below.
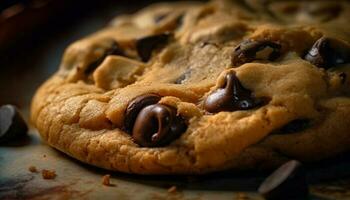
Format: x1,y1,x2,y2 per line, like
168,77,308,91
136,32,172,62
304,37,350,69
204,71,262,113
276,119,310,135
258,160,309,200
0,105,28,144
132,104,187,147
85,41,124,74
231,40,281,67
124,94,161,132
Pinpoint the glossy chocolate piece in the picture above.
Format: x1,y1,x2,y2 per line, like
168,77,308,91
204,71,261,113
132,104,187,147
304,37,350,69
258,160,309,200
232,40,281,66
136,32,171,62
85,41,125,74
124,94,161,132
0,105,28,144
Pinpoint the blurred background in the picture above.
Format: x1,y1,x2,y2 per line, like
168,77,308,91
0,0,179,111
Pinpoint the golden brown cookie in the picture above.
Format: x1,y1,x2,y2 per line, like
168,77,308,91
31,0,350,174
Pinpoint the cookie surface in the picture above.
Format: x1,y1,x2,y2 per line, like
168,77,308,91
31,0,350,174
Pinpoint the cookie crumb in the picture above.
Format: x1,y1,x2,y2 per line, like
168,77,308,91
102,174,112,186
28,166,38,173
43,154,46,158
42,169,56,179
167,186,177,193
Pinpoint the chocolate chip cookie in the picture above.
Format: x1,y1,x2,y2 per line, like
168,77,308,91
31,0,350,174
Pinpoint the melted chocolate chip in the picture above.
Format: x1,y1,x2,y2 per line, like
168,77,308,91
124,94,161,132
231,40,281,67
258,160,309,200
204,72,262,113
132,104,187,147
0,105,28,144
136,32,172,62
85,41,124,74
275,119,310,135
304,37,350,69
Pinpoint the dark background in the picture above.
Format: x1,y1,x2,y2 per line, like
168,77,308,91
0,0,179,109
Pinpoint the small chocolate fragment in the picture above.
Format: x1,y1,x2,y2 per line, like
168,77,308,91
304,37,350,69
232,40,281,66
136,32,172,62
132,104,187,147
204,72,262,113
276,119,310,134
258,160,309,200
124,94,161,132
85,41,124,74
0,105,28,144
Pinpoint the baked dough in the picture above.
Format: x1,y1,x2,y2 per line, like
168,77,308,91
31,0,350,174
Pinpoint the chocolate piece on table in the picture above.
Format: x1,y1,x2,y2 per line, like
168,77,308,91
0,104,28,143
258,160,309,200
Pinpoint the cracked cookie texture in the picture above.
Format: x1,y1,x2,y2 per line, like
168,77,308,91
31,0,350,174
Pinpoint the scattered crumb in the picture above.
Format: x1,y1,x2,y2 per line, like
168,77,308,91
102,174,112,186
28,166,38,173
43,154,46,158
42,169,57,180
167,186,177,193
